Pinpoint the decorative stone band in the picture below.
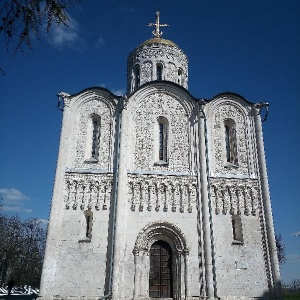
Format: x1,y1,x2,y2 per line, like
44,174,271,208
64,173,113,211
210,178,259,216
128,174,197,213
129,45,188,69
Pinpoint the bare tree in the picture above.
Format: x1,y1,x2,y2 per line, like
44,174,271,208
0,214,23,285
10,219,46,287
0,0,77,52
0,210,47,287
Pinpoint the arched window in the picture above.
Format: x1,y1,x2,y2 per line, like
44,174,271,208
84,210,93,239
91,117,101,160
157,117,168,162
156,64,163,80
134,65,140,90
149,241,173,298
224,119,238,165
177,69,183,85
232,215,243,244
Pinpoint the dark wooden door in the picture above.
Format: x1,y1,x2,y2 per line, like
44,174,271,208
149,241,173,298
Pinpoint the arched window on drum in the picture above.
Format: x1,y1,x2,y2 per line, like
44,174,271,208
156,64,163,81
134,65,140,90
177,69,183,86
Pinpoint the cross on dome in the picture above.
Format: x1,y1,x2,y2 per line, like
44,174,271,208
147,11,169,38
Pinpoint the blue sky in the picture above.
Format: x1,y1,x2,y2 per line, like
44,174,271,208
0,0,299,284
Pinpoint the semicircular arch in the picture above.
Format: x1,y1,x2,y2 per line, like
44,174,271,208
206,93,252,119
71,89,118,116
127,82,197,116
133,221,189,254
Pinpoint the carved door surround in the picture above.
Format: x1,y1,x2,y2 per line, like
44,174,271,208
133,221,189,300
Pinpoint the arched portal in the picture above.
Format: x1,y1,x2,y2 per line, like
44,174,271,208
133,221,189,300
149,240,173,298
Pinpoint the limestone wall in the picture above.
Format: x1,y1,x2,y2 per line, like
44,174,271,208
40,87,278,300
211,205,270,298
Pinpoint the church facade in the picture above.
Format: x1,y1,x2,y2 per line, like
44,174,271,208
40,12,282,300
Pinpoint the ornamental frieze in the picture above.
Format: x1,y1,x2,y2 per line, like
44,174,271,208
128,174,197,213
210,178,259,216
64,173,113,211
129,46,188,68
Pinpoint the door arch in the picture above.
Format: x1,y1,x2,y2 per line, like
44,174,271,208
133,221,189,300
149,240,173,298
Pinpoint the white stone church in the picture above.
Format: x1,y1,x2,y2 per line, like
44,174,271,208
40,12,282,300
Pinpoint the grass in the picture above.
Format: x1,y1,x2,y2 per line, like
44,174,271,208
284,293,300,300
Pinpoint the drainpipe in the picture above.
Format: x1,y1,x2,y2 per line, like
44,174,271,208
99,96,125,299
253,102,282,299
197,100,216,299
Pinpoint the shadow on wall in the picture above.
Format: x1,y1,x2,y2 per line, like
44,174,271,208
249,282,283,300
214,282,285,299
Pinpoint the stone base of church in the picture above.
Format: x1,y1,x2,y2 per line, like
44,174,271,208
38,296,283,300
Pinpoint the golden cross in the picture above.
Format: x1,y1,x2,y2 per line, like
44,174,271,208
147,11,169,38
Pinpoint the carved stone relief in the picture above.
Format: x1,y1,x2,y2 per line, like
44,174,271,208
127,43,188,92
74,99,114,170
210,178,259,216
130,45,188,68
213,102,249,175
132,220,189,299
64,173,113,211
140,61,153,85
166,62,176,82
128,174,197,213
132,92,190,172
133,220,189,253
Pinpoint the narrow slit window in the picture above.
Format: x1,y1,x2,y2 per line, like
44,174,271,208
225,125,231,162
178,69,183,85
134,66,140,90
157,117,168,162
157,64,163,80
159,123,164,160
232,218,237,240
224,119,238,165
232,215,243,244
91,118,101,160
86,215,91,237
84,210,93,240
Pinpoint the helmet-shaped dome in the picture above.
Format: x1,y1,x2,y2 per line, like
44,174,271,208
127,12,188,94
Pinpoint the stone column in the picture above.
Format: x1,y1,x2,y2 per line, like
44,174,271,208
111,102,126,299
178,251,182,300
142,251,150,299
184,250,190,300
133,251,143,299
198,108,215,299
253,105,282,299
